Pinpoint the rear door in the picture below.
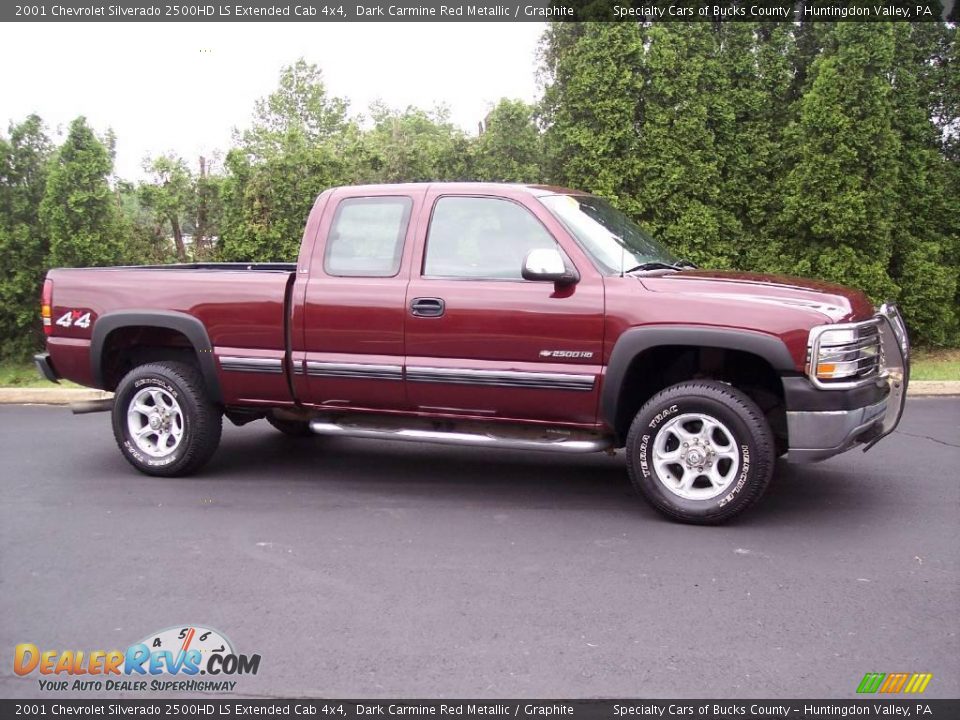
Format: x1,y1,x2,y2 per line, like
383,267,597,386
295,187,423,411
403,190,605,426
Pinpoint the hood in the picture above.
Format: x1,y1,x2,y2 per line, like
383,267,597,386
638,269,875,324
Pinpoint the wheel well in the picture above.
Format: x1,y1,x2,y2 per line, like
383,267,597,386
100,326,201,391
612,346,787,447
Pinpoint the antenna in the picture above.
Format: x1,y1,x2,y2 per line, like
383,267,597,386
619,209,626,277
620,233,626,278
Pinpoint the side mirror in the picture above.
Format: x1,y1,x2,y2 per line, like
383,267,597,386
522,248,579,286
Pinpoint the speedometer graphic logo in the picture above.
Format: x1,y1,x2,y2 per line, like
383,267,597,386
138,625,235,671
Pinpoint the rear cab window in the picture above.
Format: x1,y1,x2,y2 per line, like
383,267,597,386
324,196,413,277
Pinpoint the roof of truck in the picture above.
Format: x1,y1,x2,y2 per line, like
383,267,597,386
327,182,588,197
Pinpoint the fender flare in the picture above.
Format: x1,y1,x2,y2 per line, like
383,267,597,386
602,325,797,434
90,310,223,404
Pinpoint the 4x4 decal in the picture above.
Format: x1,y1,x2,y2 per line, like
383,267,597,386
55,309,93,329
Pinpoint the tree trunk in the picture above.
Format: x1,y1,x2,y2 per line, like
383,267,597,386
170,214,187,261
194,156,208,257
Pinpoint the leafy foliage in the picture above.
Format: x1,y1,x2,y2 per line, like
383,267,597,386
779,23,901,301
540,23,644,212
0,116,53,357
139,155,195,261
355,103,473,184
40,117,125,270
473,99,542,183
1,27,958,356
220,143,348,262
217,60,355,262
540,21,959,345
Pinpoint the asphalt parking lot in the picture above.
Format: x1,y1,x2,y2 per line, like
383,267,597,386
1,398,957,700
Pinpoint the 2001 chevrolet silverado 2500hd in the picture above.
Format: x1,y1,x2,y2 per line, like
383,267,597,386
35,183,910,524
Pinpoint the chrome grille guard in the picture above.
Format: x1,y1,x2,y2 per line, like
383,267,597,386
863,302,910,451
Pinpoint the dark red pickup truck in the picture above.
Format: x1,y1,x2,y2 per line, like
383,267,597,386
36,182,910,523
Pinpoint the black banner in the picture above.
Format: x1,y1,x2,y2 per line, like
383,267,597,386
2,700,960,719
3,0,957,23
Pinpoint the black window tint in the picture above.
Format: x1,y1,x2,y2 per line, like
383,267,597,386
324,196,413,277
424,197,558,279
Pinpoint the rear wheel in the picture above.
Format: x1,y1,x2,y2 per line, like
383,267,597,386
625,380,775,524
112,361,222,477
266,416,313,437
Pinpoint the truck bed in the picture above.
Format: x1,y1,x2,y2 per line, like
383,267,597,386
44,264,297,404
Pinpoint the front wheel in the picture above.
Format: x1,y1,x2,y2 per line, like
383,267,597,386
625,381,775,524
112,361,222,477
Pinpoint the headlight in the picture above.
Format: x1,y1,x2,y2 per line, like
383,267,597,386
807,321,882,384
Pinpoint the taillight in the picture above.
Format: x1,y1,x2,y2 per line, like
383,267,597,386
41,278,53,336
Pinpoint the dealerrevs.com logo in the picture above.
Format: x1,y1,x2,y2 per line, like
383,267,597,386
14,625,261,692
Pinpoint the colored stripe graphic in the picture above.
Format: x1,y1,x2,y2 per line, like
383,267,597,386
857,672,932,694
857,673,885,693
880,673,909,693
905,674,933,693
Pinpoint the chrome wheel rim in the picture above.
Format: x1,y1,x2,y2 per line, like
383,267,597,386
651,413,741,500
126,387,185,458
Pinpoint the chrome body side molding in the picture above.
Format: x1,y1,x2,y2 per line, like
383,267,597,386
219,357,284,374
305,362,403,381
406,366,595,392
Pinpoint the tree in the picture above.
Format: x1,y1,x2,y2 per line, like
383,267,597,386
619,24,742,267
0,115,53,358
219,60,354,262
115,180,176,265
219,143,347,262
540,22,645,212
713,23,795,273
239,58,349,161
139,154,193,261
40,117,124,269
356,103,472,183
473,99,541,183
540,23,743,267
884,23,958,345
779,23,901,303
193,155,223,260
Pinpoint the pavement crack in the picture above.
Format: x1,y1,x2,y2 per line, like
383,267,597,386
893,430,960,448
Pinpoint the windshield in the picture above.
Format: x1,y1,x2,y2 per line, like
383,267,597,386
540,194,678,274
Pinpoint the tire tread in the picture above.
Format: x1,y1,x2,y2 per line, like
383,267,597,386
112,361,222,477
625,380,775,525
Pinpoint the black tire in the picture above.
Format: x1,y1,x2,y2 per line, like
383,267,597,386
112,361,222,477
266,416,313,437
625,380,775,525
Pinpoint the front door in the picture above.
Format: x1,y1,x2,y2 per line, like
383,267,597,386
404,192,604,426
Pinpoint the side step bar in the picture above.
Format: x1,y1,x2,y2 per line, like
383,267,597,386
309,419,613,454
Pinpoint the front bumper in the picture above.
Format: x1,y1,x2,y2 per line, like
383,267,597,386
34,352,60,384
785,304,910,464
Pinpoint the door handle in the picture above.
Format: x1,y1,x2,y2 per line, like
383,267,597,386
410,297,445,318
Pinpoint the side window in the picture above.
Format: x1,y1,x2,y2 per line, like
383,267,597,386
424,196,559,280
324,196,413,277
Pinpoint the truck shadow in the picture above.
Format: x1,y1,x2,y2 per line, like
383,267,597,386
201,425,883,526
